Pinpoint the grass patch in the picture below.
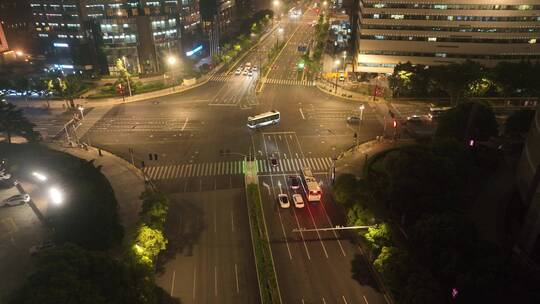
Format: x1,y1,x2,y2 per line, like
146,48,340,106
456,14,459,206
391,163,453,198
245,184,280,304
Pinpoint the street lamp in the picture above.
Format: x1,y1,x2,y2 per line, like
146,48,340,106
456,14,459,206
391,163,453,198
121,56,132,97
276,27,284,45
342,51,347,72
49,187,63,205
167,56,177,91
77,105,84,119
334,59,340,93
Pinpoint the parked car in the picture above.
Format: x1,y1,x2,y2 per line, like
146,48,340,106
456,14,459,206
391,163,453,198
248,71,253,77
270,157,279,167
346,116,361,124
235,68,242,75
243,69,249,76
292,194,305,208
406,115,426,124
277,194,290,208
1,194,30,207
289,176,300,189
29,241,55,256
252,66,258,71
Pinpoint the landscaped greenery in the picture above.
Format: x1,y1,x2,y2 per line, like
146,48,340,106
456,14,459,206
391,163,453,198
333,137,528,303
0,101,40,143
246,184,280,304
389,60,540,103
0,144,176,303
435,101,499,142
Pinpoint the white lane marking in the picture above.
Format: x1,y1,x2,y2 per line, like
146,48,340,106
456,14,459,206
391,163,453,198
170,270,176,296
299,108,306,119
363,295,369,304
342,295,348,304
235,264,240,294
268,169,293,260
231,211,235,232
214,211,217,233
322,297,327,304
192,266,197,300
214,266,218,297
181,117,189,131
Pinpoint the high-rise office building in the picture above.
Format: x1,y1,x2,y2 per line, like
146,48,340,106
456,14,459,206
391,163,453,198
354,0,540,73
0,0,35,53
30,0,186,74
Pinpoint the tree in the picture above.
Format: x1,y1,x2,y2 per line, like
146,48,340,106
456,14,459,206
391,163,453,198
8,244,179,304
50,76,84,108
505,109,535,136
435,101,499,142
134,225,167,266
363,223,392,258
140,190,169,231
409,213,476,281
429,60,484,104
373,246,413,295
332,173,359,205
0,101,40,143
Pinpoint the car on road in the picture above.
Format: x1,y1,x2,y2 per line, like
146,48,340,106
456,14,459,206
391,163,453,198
289,176,300,189
292,194,305,208
235,68,242,75
339,74,345,81
346,116,361,124
270,157,279,167
1,194,30,207
248,71,253,76
29,241,55,256
278,194,290,208
242,69,249,76
406,115,426,124
252,66,258,71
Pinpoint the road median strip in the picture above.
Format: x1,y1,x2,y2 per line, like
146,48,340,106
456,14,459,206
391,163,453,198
245,183,281,304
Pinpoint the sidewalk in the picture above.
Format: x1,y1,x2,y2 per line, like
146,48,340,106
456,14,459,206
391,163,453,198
48,144,145,234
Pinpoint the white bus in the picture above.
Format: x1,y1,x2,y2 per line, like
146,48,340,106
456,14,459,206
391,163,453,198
302,167,322,202
247,110,280,129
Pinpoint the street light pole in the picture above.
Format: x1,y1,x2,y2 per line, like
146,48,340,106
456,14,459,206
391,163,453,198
357,104,365,148
122,56,132,97
334,59,340,94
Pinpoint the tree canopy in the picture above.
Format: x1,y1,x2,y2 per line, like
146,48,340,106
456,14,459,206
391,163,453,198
0,101,40,143
8,244,178,304
435,101,499,142
505,109,535,136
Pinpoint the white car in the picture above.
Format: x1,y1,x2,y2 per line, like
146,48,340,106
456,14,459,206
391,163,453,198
29,241,55,256
292,194,305,208
242,69,249,76
1,194,30,207
278,194,290,208
0,171,11,180
248,71,253,76
252,66,258,71
235,68,242,75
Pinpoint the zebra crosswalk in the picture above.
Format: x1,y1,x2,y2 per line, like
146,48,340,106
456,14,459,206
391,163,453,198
208,74,315,87
265,78,315,87
143,157,333,181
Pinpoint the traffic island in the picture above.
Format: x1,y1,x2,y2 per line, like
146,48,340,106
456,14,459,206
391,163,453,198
245,183,281,304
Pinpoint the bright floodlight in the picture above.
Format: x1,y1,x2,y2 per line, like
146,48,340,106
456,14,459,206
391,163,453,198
167,56,177,65
273,0,280,6
278,27,284,33
32,172,47,182
15,50,23,56
323,1,328,6
49,188,63,205
334,59,341,66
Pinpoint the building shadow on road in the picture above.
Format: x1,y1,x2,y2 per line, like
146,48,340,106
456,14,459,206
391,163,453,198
351,254,381,291
157,199,205,274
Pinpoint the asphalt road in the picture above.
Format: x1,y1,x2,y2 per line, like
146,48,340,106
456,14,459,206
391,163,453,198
83,4,389,304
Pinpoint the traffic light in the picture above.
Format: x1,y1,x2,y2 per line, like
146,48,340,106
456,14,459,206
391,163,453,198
392,120,397,128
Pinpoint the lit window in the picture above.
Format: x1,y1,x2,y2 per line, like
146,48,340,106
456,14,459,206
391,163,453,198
447,16,454,21
435,53,447,58
428,37,437,42
373,14,380,19
374,35,384,40
373,3,386,8
529,38,537,44
434,5,447,9
391,14,404,20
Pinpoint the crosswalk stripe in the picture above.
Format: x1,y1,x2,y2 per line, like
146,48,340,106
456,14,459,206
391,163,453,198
309,158,317,170
324,157,332,167
218,162,223,175
316,158,324,170
196,164,202,176
171,165,179,179
166,166,174,179
204,163,210,176
179,165,185,178
211,162,217,175
155,166,164,179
